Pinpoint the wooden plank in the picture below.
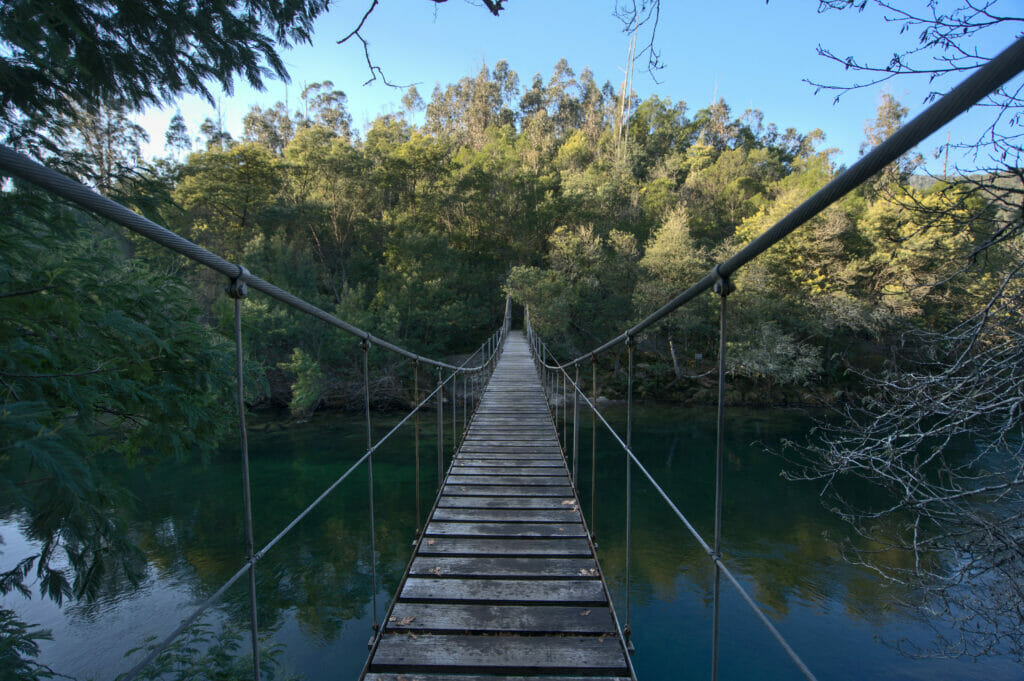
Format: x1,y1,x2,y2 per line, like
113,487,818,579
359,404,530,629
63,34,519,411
370,634,628,675
400,578,605,604
366,675,630,681
443,485,574,497
461,439,560,446
431,508,580,523
454,452,563,461
437,496,576,510
453,458,563,467
450,466,564,476
424,522,586,538
409,556,597,579
416,537,592,557
386,602,615,633
446,475,568,486
362,332,631,681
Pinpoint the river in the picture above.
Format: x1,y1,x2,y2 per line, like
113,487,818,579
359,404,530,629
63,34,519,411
1,405,1020,680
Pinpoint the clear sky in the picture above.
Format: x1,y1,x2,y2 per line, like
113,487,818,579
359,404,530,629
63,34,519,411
136,0,1022,172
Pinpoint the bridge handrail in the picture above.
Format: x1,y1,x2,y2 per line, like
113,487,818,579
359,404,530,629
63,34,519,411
0,144,494,373
522,37,1024,680
0,138,514,679
120,367,456,680
529,330,817,681
549,35,1024,368
118,316,508,681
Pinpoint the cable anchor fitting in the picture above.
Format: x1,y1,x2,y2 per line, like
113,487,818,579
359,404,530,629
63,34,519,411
712,264,735,297
226,265,250,299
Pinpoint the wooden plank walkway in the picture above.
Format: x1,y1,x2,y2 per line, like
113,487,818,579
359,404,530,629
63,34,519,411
363,331,633,681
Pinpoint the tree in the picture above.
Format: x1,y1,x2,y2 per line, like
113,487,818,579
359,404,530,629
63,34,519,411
164,112,192,160
299,81,353,139
401,86,426,118
0,608,52,681
786,0,1024,663
0,0,331,149
0,186,233,611
63,104,150,192
174,143,281,260
508,225,639,356
197,111,235,151
243,102,295,154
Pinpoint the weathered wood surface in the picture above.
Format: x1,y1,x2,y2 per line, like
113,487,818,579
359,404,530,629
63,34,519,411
364,671,626,675
386,602,615,633
408,556,595,578
371,634,626,675
362,331,632,680
416,537,593,557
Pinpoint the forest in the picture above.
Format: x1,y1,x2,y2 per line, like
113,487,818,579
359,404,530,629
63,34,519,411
8,60,1004,418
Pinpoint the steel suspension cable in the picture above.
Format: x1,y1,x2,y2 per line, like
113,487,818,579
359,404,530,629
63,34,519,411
532,337,819,681
562,370,568,449
451,370,457,458
591,356,598,541
0,146,490,374
121,372,454,681
414,360,421,537
437,368,444,490
572,364,580,486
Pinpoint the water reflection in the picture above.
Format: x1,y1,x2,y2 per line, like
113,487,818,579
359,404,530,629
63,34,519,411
571,405,1019,680
3,407,1020,680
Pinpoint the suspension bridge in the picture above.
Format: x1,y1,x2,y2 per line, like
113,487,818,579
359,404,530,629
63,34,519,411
363,331,632,679
1,35,1021,681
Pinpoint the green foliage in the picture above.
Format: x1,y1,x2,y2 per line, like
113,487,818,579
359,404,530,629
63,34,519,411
509,225,638,356
121,621,296,681
0,608,52,681
0,0,330,149
0,186,234,604
174,143,281,261
279,348,324,415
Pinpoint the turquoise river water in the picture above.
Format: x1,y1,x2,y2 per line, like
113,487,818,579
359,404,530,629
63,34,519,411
2,405,1020,680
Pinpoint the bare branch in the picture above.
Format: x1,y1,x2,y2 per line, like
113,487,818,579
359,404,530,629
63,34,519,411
338,0,508,88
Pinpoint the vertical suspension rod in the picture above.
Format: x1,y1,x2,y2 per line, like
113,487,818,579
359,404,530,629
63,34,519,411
363,340,379,632
572,364,580,487
414,360,421,537
711,268,733,681
437,367,444,489
562,369,567,450
231,286,261,681
624,335,634,651
591,355,598,539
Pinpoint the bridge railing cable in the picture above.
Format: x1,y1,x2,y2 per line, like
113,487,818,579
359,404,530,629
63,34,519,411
524,35,1024,681
0,145,513,681
530,329,817,681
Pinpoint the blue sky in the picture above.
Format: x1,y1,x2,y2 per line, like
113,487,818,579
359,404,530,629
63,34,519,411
137,0,1021,172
